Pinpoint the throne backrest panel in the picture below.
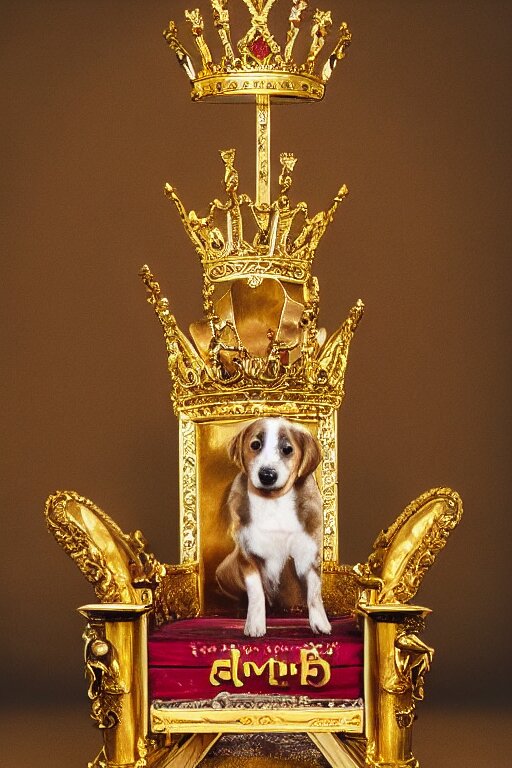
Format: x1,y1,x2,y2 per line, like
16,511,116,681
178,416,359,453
179,414,339,615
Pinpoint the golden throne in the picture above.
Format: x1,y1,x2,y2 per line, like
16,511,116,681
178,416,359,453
45,3,463,767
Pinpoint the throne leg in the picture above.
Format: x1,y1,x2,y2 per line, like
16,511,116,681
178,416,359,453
361,605,433,768
80,604,152,768
309,733,364,768
151,734,221,768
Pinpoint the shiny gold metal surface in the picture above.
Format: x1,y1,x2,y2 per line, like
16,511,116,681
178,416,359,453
79,604,153,768
359,605,433,768
141,265,362,420
45,490,164,605
44,4,464,767
309,733,362,768
256,94,271,206
153,561,201,625
163,1,351,102
355,487,463,605
150,704,364,735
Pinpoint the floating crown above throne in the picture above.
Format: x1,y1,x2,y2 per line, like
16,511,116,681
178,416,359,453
164,0,352,100
44,4,463,768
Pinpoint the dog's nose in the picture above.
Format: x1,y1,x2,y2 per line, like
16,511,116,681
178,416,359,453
258,467,278,487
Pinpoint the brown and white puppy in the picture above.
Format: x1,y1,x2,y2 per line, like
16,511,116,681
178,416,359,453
215,417,331,637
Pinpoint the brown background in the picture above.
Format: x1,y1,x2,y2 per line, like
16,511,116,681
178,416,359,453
2,0,511,764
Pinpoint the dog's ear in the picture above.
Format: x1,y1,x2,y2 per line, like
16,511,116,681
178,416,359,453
228,423,249,472
296,428,322,478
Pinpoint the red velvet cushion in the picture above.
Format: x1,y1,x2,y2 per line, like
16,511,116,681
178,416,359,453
149,616,363,702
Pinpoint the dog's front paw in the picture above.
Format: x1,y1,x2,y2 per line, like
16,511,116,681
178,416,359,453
244,613,266,637
309,605,332,635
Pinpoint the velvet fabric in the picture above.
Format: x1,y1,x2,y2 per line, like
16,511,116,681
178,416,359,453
149,615,363,701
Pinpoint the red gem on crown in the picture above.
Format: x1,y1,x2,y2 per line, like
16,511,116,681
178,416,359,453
248,37,272,61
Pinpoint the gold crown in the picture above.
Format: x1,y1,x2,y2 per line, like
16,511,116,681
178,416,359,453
140,262,363,420
141,1,361,422
164,1,351,101
164,149,348,286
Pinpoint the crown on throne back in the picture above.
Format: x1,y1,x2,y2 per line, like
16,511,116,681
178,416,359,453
140,145,361,422
164,149,348,286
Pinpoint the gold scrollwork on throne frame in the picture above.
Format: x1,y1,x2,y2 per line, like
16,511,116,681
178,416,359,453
83,624,125,729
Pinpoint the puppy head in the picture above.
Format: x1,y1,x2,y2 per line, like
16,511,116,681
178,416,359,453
228,417,322,495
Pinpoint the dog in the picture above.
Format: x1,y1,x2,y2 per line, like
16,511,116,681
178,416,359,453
215,417,331,637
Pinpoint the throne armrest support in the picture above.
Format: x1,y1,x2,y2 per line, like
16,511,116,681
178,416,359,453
356,486,463,605
322,562,360,615
78,603,153,766
357,603,435,764
153,561,201,625
44,490,164,604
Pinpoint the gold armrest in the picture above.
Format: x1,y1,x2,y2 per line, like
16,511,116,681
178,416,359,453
44,490,164,604
356,486,463,604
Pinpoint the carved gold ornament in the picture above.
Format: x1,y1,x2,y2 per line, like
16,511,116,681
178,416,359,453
44,5,465,768
356,487,463,604
164,1,351,101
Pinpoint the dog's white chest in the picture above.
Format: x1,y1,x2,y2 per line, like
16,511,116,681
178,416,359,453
241,489,301,560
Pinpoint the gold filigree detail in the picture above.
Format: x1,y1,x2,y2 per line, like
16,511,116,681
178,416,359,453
150,705,363,734
238,0,281,64
322,22,352,82
164,2,351,100
321,562,360,615
358,487,463,604
284,1,309,62
45,490,164,603
164,154,347,286
141,260,362,420
185,9,213,72
317,413,338,562
256,95,271,205
163,21,196,80
212,1,236,63
305,11,332,74
180,417,199,562
387,618,434,730
153,561,201,625
140,265,207,414
87,748,107,768
83,624,125,729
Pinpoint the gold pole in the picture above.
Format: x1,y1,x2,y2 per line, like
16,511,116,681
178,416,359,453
256,94,271,207
79,604,150,768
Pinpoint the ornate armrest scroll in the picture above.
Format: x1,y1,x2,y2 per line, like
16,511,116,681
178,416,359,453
356,486,463,605
44,490,164,605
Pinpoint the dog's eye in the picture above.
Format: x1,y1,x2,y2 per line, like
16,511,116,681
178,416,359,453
282,444,294,456
250,439,262,451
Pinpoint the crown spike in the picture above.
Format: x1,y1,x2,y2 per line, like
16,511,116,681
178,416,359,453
164,1,351,101
242,0,279,20
305,10,333,74
211,1,236,63
291,183,347,255
152,3,359,419
284,0,308,62
185,9,214,72
322,21,352,82
163,21,197,80
239,0,281,63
